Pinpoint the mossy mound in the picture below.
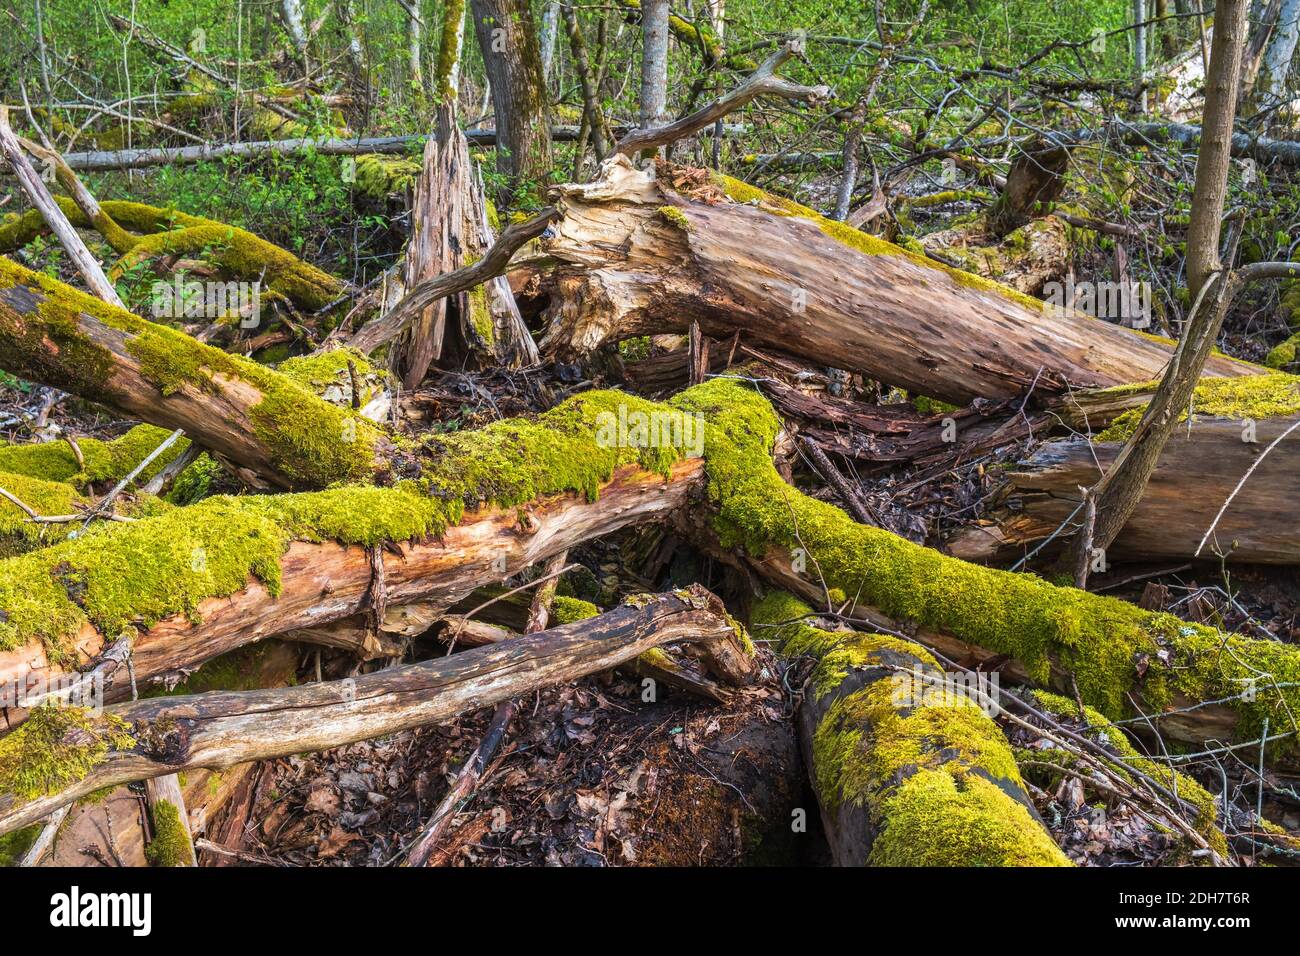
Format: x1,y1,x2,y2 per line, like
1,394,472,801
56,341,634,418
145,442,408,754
353,155,421,200
0,704,135,801
0,425,187,488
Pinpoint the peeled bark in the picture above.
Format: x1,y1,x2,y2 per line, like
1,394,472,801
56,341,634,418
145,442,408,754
535,157,1255,405
0,588,743,835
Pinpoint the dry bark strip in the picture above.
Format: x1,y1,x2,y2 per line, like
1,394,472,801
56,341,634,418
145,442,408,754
534,156,1255,404
0,588,740,834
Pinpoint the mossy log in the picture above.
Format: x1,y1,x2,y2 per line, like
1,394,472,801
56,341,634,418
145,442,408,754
6,375,1300,775
0,197,345,311
660,378,1300,764
534,156,1255,405
0,433,705,702
0,257,383,489
0,588,743,835
753,592,1069,866
951,373,1300,564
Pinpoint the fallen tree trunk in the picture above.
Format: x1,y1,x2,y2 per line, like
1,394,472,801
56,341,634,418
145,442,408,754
535,156,1255,404
950,373,1300,564
0,587,742,835
7,378,1300,773
752,591,1069,866
950,414,1300,565
2,126,748,175
667,377,1300,763
0,257,384,489
0,392,706,702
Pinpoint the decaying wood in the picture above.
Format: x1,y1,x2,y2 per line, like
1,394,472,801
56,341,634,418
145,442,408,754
534,156,1254,405
0,587,743,835
0,457,704,704
0,257,381,490
350,207,557,355
949,414,1300,565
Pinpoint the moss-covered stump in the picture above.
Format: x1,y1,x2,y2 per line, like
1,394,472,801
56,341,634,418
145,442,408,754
753,592,1069,866
0,256,383,489
0,197,345,310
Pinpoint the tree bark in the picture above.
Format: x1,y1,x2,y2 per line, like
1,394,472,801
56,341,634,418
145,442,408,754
1260,0,1300,103
951,413,1300,565
639,0,670,131
535,157,1255,405
469,0,553,201
0,588,742,835
0,455,703,709
1187,0,1251,299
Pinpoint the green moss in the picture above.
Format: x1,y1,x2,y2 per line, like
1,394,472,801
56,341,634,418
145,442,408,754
0,822,42,865
0,471,84,553
1030,691,1227,857
1266,331,1300,370
871,768,1068,866
0,704,135,800
551,595,599,625
353,154,420,200
107,218,344,310
0,258,377,487
0,425,186,490
466,285,495,346
0,389,699,661
1096,372,1300,441
145,799,192,867
911,394,959,415
673,377,1300,753
657,205,691,231
753,592,1067,866
711,173,1051,315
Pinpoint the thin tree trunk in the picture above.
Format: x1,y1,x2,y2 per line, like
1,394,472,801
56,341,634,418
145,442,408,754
1187,0,1251,297
639,0,670,130
469,0,552,201
1261,0,1300,102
